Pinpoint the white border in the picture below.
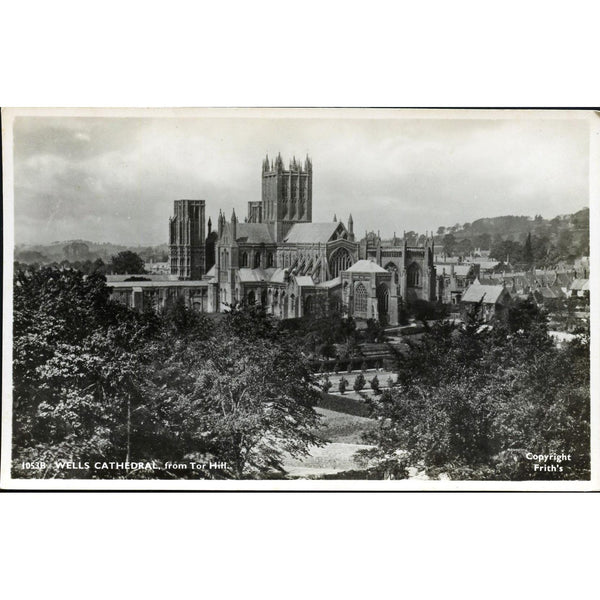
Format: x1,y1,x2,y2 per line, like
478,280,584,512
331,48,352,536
2,107,598,491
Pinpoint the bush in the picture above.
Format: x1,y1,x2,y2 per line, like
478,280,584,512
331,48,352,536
322,377,333,393
338,376,348,395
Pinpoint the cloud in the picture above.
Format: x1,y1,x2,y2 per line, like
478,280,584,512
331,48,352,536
12,114,590,245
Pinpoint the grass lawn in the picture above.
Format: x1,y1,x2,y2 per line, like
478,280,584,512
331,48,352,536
314,407,377,444
281,407,378,478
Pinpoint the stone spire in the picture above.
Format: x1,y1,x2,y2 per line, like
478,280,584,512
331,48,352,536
231,208,237,240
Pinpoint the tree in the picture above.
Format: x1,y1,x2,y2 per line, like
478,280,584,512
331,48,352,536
437,226,446,236
12,268,324,480
523,232,534,266
12,266,160,479
359,307,590,480
353,372,366,392
370,375,380,395
443,233,456,256
110,251,145,275
338,377,348,395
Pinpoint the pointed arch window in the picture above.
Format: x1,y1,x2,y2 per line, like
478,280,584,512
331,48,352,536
355,283,367,313
329,248,353,278
241,252,248,267
407,263,421,286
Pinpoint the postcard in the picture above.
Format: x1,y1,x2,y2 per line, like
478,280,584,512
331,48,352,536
1,107,597,490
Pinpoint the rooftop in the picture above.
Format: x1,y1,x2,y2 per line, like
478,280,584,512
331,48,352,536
461,282,508,304
283,222,341,244
346,260,388,274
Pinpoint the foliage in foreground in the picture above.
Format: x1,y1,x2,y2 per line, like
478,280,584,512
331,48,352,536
12,267,322,479
359,300,590,480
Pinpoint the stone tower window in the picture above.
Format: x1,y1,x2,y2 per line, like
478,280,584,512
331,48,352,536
407,263,421,286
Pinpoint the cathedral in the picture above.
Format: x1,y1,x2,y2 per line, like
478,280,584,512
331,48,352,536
109,154,437,324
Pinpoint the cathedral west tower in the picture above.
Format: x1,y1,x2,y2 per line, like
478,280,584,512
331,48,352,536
169,199,206,280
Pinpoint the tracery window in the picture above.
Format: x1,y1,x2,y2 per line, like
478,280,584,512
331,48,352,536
241,252,248,267
329,248,353,278
407,263,421,286
355,283,367,313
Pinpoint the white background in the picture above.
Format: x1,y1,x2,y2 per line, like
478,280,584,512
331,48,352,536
1,1,598,598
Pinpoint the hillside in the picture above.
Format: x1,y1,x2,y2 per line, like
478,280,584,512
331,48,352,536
433,207,589,264
14,240,169,265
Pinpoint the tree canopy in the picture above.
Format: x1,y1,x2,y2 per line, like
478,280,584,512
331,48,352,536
12,266,322,479
360,301,590,480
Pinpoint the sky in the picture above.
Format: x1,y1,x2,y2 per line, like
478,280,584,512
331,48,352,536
11,110,591,246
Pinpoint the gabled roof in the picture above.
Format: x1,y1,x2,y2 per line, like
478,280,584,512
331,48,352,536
461,283,508,304
317,276,342,289
346,259,388,273
570,278,589,291
234,223,275,244
238,268,270,283
269,268,287,284
283,222,342,244
294,275,315,287
473,261,500,270
535,286,565,299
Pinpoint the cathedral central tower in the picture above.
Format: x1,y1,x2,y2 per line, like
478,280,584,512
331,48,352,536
249,153,312,242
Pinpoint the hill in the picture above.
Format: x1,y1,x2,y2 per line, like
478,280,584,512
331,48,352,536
14,240,169,265
434,207,589,264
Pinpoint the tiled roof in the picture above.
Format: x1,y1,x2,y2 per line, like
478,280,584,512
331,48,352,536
317,276,342,289
106,274,170,282
108,280,209,289
474,261,500,270
461,283,507,304
346,259,388,273
294,276,315,287
238,268,270,283
570,278,589,291
283,222,340,244
535,286,565,299
269,268,287,284
234,223,275,244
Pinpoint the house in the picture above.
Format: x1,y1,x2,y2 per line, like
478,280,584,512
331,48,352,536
460,279,512,322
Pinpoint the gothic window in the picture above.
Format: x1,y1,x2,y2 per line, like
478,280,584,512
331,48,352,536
247,290,256,305
241,252,248,267
407,263,421,286
254,252,261,269
304,295,313,316
267,252,274,268
377,284,389,317
354,283,367,313
329,248,353,278
261,290,268,306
